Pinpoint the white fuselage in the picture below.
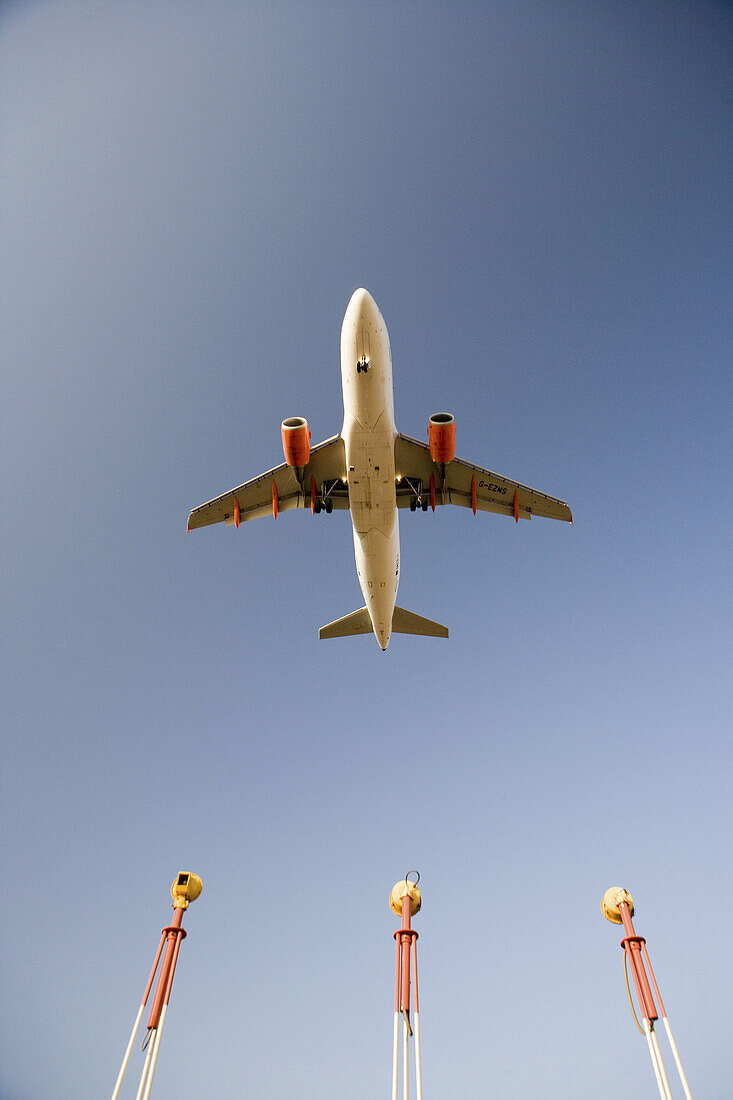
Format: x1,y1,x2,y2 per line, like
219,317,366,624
340,289,399,650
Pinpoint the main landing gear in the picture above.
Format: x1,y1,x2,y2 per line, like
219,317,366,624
404,477,430,512
312,478,342,514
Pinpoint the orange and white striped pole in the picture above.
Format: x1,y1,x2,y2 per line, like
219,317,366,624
110,873,202,1100
390,872,422,1100
602,887,693,1100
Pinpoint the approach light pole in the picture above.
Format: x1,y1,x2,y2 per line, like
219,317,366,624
390,871,423,1100
601,887,693,1100
110,872,202,1100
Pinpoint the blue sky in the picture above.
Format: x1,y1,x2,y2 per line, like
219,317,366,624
2,2,731,1097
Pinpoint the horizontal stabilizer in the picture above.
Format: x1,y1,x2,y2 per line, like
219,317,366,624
392,606,449,638
319,605,449,641
319,607,373,639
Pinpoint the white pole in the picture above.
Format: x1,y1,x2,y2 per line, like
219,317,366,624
413,1011,422,1100
134,1030,156,1100
650,1025,674,1100
392,1012,399,1100
140,1004,168,1100
643,1021,669,1100
110,1003,146,1100
643,1021,672,1100
402,1015,409,1100
662,1016,693,1100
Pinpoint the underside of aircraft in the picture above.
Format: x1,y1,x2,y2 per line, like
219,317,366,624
188,289,572,648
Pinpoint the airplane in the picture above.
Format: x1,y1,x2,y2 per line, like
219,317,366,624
187,288,572,650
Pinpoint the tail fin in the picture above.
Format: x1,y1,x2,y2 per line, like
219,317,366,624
392,606,449,638
319,607,373,639
319,605,449,640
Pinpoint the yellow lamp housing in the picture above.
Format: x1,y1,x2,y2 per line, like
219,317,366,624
601,886,634,924
171,872,203,909
389,879,421,917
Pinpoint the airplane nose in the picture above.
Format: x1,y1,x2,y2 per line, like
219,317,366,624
347,287,379,326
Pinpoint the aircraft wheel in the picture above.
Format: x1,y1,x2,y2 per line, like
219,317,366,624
325,499,333,514
421,497,429,511
409,497,417,512
314,499,322,514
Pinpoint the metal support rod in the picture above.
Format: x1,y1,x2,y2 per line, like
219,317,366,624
619,904,658,1022
400,895,412,1026
412,936,422,1100
619,902,676,1097
641,940,668,1019
139,911,187,1100
110,930,168,1100
146,909,185,1030
641,941,694,1100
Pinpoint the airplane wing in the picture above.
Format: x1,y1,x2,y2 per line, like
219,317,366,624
188,435,347,531
394,433,572,523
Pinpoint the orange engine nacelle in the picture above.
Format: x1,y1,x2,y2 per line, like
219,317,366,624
428,413,456,464
281,417,311,466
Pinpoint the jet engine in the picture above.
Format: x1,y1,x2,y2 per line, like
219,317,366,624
281,417,311,466
428,413,456,464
